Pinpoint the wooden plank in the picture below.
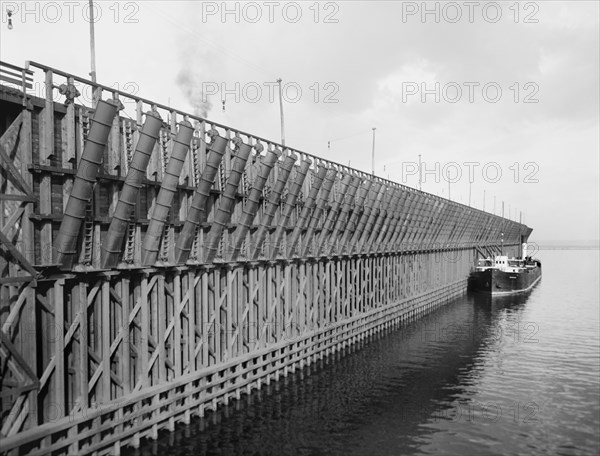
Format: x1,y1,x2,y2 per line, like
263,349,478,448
213,269,222,364
236,268,244,357
61,92,76,233
173,273,182,377
0,276,34,285
78,283,89,409
247,266,256,353
0,194,36,202
18,113,35,347
101,280,111,403
185,271,195,373
284,262,292,344
122,277,131,395
200,269,209,368
0,74,32,88
139,275,149,388
156,274,166,382
39,70,54,264
64,82,77,163
54,280,65,419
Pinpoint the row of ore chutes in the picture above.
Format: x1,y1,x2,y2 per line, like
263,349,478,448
53,99,320,270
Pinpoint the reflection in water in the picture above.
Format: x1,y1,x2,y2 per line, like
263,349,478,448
128,251,599,456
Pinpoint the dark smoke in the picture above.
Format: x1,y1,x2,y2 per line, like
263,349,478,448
176,66,212,118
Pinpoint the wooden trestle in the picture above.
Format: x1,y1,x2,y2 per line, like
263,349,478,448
0,61,529,455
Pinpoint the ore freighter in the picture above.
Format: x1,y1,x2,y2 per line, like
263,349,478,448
469,243,542,295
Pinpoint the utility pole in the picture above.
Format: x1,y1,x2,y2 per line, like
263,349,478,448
483,189,486,211
89,0,97,83
468,181,472,207
371,128,376,175
418,154,422,191
277,78,285,146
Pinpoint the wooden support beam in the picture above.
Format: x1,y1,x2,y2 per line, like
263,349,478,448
54,280,65,419
38,70,54,265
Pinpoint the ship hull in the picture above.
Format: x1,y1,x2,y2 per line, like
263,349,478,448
469,264,542,295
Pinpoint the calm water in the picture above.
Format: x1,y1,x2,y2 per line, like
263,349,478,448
128,249,600,456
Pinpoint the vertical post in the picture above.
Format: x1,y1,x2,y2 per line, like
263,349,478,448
371,127,376,175
89,0,97,83
78,283,89,410
468,181,472,207
483,189,486,211
418,154,422,191
54,280,65,419
40,70,54,264
277,78,285,146
101,280,111,402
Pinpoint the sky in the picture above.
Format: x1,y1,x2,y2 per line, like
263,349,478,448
1,0,598,242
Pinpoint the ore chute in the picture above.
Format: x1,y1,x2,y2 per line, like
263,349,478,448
228,146,281,262
174,130,228,263
203,137,253,263
101,111,164,268
141,120,194,265
54,99,119,269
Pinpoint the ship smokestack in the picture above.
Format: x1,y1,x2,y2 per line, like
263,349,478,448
522,242,528,259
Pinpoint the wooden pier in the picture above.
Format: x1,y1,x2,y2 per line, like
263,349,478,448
0,61,529,455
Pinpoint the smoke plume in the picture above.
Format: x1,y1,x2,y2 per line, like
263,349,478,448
176,66,212,119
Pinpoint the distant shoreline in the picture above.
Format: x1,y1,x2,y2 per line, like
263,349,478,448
536,246,600,250
529,241,600,250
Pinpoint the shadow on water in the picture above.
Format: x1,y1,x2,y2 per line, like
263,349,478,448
126,290,537,456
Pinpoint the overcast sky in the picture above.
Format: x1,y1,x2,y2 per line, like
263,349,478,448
1,1,598,241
